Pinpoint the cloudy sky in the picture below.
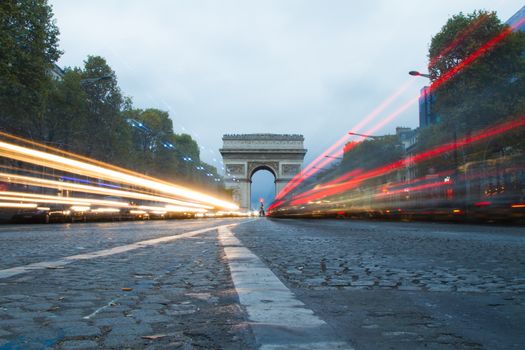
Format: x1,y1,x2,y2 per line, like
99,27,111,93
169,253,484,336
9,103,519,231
50,0,524,208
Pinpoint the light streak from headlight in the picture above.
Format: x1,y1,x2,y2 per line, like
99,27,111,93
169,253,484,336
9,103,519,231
0,195,88,206
0,191,129,207
136,205,207,213
0,202,37,208
0,173,212,209
70,206,91,212
150,210,167,215
0,140,238,210
129,210,147,215
91,208,120,213
164,205,207,213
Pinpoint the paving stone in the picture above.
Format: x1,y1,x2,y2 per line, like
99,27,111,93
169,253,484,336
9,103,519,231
25,302,54,311
60,340,98,350
427,284,453,292
103,334,142,348
107,323,153,336
138,315,172,323
61,301,96,308
4,294,29,301
352,280,375,287
168,304,198,316
457,286,484,293
93,316,136,327
60,323,101,337
397,285,422,291
229,219,525,349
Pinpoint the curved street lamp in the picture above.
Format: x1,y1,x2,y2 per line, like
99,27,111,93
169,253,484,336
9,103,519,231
408,71,431,79
348,132,381,139
80,75,113,86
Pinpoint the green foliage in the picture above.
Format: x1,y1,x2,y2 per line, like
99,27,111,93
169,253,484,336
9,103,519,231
428,10,525,138
0,0,62,137
43,69,89,150
0,1,222,193
341,135,404,172
289,135,405,199
79,56,133,163
417,10,525,176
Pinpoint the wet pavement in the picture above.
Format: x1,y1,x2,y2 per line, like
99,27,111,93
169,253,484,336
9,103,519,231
0,218,524,349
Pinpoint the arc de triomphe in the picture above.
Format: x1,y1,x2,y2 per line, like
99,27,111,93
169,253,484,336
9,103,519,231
220,134,307,210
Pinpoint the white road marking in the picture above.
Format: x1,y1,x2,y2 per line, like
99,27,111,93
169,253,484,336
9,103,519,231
83,297,120,319
218,226,352,350
0,222,248,280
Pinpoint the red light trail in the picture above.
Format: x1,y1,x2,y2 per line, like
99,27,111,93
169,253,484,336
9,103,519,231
271,16,525,210
287,115,525,206
274,78,415,202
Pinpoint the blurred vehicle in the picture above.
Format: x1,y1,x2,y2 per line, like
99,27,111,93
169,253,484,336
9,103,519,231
0,208,20,223
11,206,78,224
270,152,525,223
148,210,167,220
120,208,150,221
87,208,121,222
11,208,51,224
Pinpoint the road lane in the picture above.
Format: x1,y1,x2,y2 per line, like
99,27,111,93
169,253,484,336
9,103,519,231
0,218,245,269
1,218,524,349
0,219,256,349
232,219,525,349
218,226,351,349
0,221,251,279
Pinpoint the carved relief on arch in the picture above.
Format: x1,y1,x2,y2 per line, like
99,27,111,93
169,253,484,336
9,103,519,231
226,164,245,175
248,161,279,178
281,163,301,176
231,187,241,203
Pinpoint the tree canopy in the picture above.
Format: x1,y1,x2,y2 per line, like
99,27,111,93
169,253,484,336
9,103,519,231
416,10,525,175
428,10,525,137
0,0,223,193
0,0,61,137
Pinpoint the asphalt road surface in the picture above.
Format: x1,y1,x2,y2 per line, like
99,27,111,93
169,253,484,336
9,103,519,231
0,218,524,349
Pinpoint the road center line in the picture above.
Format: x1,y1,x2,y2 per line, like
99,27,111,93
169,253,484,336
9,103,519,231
0,221,248,280
218,226,352,350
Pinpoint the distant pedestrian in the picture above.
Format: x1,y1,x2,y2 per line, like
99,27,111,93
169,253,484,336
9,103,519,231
259,202,265,217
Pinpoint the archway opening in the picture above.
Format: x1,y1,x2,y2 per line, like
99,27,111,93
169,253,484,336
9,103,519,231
250,168,276,211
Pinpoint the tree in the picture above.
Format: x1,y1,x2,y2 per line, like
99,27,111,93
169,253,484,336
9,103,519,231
341,135,404,173
124,108,223,190
428,10,525,139
80,56,133,165
43,68,89,150
126,107,179,175
0,0,224,192
0,0,62,137
413,10,525,177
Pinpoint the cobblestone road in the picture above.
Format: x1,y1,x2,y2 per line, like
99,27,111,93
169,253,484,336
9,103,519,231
0,219,255,349
0,218,524,349
232,219,525,349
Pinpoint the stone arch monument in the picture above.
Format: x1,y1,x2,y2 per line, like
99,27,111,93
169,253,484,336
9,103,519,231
220,134,307,210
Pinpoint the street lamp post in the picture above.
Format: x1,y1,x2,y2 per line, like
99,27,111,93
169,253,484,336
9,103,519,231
348,132,381,139
80,75,113,86
408,71,431,79
409,70,464,210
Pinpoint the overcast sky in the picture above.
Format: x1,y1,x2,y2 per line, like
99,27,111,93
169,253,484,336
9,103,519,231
50,0,524,208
